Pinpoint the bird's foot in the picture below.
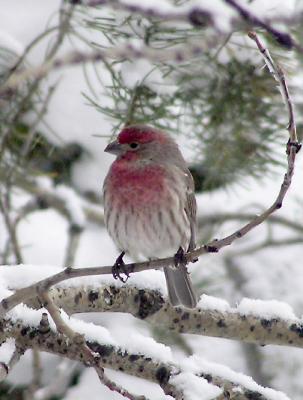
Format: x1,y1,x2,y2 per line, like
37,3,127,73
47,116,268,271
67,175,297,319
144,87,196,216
174,247,187,268
112,251,129,283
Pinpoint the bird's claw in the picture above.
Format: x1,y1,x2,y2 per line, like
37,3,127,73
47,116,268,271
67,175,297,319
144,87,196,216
174,247,187,268
112,251,129,283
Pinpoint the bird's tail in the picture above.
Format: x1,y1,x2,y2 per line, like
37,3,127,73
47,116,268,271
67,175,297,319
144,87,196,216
164,266,197,308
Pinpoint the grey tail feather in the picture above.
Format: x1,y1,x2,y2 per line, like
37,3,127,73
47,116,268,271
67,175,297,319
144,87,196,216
164,266,197,308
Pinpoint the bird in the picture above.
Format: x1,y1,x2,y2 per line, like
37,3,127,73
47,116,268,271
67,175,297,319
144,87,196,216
103,124,197,308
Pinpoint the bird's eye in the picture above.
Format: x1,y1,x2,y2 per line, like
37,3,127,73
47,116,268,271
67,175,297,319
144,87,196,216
129,142,139,149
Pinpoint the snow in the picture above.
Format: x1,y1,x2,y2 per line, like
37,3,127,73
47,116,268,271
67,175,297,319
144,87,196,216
183,355,291,400
120,59,175,95
5,300,173,363
117,332,173,363
0,264,62,292
197,294,231,312
0,264,167,297
0,30,24,56
237,298,298,321
170,372,222,400
0,0,302,398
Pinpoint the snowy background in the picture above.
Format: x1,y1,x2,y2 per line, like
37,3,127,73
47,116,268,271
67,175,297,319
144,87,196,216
0,0,303,399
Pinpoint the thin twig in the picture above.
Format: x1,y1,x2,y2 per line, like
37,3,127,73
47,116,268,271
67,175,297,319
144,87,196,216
0,195,23,264
0,36,221,97
64,226,83,267
0,344,26,382
225,0,303,51
40,291,145,400
77,0,215,28
199,212,303,234
0,35,300,327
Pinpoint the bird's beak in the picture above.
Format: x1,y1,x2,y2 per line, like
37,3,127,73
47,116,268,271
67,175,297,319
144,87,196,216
104,140,122,155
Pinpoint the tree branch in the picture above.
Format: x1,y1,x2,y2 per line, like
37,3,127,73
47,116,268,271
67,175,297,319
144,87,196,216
40,291,145,400
0,311,291,400
18,282,303,350
1,33,299,317
225,0,303,51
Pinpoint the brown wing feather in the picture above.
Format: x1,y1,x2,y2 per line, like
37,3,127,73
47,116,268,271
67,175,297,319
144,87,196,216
184,170,197,251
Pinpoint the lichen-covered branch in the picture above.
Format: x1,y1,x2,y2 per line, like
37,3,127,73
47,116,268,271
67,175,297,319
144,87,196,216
0,313,290,400
23,284,303,350
40,291,143,400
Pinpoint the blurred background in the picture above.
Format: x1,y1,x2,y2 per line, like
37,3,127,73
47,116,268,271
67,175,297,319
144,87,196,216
0,0,303,398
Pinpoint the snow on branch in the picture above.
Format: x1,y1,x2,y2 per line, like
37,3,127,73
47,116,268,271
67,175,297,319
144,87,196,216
1,32,299,318
45,283,303,349
0,305,290,400
1,265,303,350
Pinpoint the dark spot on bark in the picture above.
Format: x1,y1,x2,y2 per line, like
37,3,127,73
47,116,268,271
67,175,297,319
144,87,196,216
173,318,179,324
88,342,114,357
1,299,8,309
21,327,29,336
261,319,271,329
88,291,99,303
250,325,255,332
145,357,152,362
181,312,190,320
74,292,82,305
196,324,201,329
57,339,62,346
0,362,8,375
236,231,242,238
70,224,83,234
290,323,303,337
119,367,124,371
29,330,37,339
201,373,212,382
205,245,218,253
175,51,184,62
277,333,282,339
129,354,140,362
136,289,164,319
156,366,170,385
138,365,144,373
47,342,54,350
217,319,226,328
288,340,293,344
240,315,247,321
175,307,182,314
275,202,282,209
244,390,263,399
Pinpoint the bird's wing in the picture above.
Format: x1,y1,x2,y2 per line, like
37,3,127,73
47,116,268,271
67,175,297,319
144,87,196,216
184,170,197,251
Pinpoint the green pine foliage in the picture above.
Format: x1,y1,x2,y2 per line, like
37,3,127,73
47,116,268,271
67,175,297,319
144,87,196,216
78,10,287,191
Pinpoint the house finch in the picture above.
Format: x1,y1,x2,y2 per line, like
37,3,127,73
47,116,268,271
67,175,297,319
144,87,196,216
103,125,197,308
